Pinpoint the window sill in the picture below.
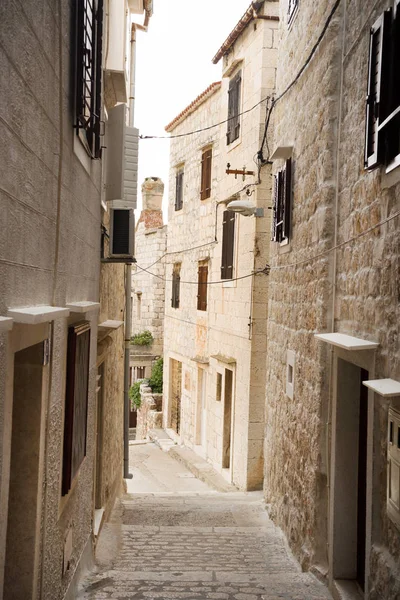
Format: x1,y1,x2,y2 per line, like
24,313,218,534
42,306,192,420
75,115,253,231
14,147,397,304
222,279,236,288
226,136,242,153
382,158,400,188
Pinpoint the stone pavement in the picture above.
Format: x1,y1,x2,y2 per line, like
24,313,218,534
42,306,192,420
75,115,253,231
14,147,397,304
79,443,332,600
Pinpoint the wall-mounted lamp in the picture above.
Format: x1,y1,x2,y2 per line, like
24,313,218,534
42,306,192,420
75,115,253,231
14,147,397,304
226,199,264,217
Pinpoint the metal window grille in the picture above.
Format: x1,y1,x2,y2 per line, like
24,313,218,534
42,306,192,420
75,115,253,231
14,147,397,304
75,0,104,158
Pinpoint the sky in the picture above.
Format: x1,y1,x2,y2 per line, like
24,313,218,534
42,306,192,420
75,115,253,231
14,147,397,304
133,0,253,216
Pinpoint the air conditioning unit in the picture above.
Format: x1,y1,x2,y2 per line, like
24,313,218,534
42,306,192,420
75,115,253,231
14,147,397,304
109,205,135,259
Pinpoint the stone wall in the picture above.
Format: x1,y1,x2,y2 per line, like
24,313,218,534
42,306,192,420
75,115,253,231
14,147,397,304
136,384,163,441
265,0,400,595
163,1,278,491
131,178,166,376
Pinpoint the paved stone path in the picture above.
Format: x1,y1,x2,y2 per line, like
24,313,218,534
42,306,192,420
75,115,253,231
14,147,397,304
79,444,332,600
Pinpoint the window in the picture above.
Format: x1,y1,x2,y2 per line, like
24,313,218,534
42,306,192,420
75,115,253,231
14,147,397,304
221,211,235,279
216,372,222,401
227,71,241,145
272,158,292,244
288,0,299,25
171,263,181,308
62,322,91,495
175,166,184,210
365,3,400,171
197,262,208,311
75,0,104,158
135,366,146,380
201,148,212,200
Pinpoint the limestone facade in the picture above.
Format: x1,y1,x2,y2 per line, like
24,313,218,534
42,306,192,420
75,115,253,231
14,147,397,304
0,1,148,598
130,178,167,382
163,1,279,491
264,1,400,598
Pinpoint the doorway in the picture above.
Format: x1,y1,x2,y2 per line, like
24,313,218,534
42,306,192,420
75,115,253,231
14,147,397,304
4,343,45,600
222,369,233,469
332,359,369,594
196,368,207,449
95,364,105,510
170,359,182,434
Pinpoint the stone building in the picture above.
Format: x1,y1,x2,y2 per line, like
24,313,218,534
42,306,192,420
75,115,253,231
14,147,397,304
130,177,167,384
264,0,400,598
0,0,151,598
163,0,278,491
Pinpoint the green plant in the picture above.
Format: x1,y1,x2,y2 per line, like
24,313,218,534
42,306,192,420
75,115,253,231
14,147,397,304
131,330,154,346
149,358,163,394
129,381,143,410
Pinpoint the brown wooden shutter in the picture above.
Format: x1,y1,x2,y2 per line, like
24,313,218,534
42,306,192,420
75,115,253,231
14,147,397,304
175,171,184,210
221,211,235,279
201,149,212,200
62,321,91,496
172,265,181,308
197,264,208,310
227,72,241,145
365,11,391,169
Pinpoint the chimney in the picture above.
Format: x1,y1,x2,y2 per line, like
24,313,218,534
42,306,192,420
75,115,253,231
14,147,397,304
138,177,164,229
142,177,164,211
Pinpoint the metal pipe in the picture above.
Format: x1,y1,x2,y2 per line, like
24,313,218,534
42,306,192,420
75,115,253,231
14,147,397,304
129,26,137,127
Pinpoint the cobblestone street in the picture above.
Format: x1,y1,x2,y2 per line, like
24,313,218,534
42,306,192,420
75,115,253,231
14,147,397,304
79,443,332,600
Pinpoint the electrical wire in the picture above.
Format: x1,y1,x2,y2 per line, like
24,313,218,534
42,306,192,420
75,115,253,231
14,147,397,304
258,0,342,162
270,208,400,271
134,208,400,283
139,95,271,140
135,263,266,284
133,240,218,272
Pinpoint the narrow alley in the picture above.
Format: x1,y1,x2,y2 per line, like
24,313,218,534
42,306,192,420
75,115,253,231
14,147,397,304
79,442,332,600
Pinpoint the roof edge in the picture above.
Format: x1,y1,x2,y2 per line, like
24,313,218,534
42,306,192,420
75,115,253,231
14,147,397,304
212,1,264,65
165,82,222,133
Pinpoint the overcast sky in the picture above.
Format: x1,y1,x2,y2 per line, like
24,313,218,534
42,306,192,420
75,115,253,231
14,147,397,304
133,0,252,216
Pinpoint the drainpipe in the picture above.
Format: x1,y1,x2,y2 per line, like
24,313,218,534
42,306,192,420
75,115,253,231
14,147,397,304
124,8,151,479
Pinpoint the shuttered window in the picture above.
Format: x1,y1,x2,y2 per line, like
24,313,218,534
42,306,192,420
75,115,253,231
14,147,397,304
171,264,181,308
272,159,292,244
365,6,400,170
200,149,212,200
62,322,91,496
75,0,104,158
221,211,235,279
175,168,184,210
197,263,208,311
227,71,241,145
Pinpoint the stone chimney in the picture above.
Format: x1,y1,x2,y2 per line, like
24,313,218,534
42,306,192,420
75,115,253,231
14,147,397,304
138,177,164,229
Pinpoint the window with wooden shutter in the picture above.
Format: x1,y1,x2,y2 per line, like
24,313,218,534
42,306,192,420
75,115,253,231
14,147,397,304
197,262,208,311
171,263,181,308
62,322,91,496
175,167,184,210
75,0,104,158
365,11,391,169
221,211,235,279
200,149,212,200
272,159,292,244
227,71,241,145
